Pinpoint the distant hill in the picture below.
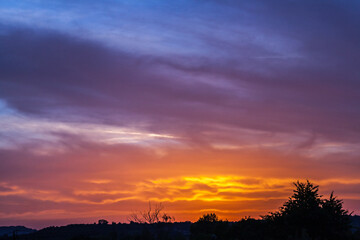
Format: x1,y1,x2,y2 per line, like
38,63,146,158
0,226,36,237
0,222,190,240
0,215,359,240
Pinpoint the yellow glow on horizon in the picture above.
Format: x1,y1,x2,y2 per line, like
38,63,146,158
135,175,296,203
2,175,360,226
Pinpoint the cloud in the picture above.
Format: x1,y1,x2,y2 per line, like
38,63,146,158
1,20,359,146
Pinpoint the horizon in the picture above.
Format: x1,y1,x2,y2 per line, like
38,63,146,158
1,0,360,230
1,178,354,229
2,212,360,231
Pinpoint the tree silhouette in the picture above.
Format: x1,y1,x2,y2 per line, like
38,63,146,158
321,191,351,239
128,202,175,224
263,180,352,239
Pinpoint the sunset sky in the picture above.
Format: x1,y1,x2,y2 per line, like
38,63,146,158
1,0,360,229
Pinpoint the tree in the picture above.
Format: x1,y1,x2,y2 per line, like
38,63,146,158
283,180,322,212
128,202,175,224
321,191,351,239
263,180,352,239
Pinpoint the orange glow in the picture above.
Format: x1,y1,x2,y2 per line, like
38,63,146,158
2,172,360,228
1,118,360,228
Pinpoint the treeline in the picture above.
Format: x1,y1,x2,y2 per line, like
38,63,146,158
2,181,360,240
191,214,360,240
2,222,191,240
191,180,359,240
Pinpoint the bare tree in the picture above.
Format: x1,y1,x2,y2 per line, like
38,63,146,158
128,202,174,224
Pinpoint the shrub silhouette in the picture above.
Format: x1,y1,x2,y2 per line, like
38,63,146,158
97,219,108,225
196,213,219,223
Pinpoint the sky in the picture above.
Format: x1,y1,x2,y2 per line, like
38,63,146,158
0,0,360,229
